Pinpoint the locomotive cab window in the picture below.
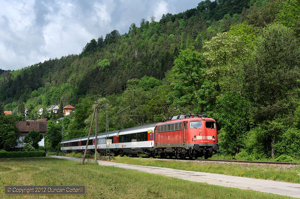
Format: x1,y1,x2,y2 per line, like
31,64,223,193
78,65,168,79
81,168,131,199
190,121,202,129
206,122,216,129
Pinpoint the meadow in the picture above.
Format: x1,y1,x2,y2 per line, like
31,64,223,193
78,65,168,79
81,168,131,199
0,157,292,198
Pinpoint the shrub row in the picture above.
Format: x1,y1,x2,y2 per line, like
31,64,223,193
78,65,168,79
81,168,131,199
0,151,46,158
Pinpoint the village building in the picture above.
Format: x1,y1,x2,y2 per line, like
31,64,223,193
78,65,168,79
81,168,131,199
47,105,59,114
15,120,47,148
37,108,43,117
63,104,75,116
4,111,12,116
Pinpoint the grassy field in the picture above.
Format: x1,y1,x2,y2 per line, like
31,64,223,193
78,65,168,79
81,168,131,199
0,157,292,199
114,156,300,184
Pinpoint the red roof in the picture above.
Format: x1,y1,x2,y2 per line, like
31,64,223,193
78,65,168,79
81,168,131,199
37,118,48,122
16,121,47,133
4,111,12,115
63,104,75,109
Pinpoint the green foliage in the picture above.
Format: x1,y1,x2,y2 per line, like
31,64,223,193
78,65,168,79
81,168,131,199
204,32,249,67
235,150,254,161
227,22,259,51
24,130,43,149
98,59,110,69
138,76,162,91
18,102,25,119
275,154,294,162
244,23,300,123
275,128,300,159
23,143,35,151
244,126,268,159
0,115,20,150
46,120,62,150
168,47,214,113
0,151,45,158
0,102,4,116
276,0,300,36
214,92,250,155
39,146,45,150
67,97,94,138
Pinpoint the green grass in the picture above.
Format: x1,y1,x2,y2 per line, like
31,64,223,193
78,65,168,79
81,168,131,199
114,156,300,184
0,157,292,198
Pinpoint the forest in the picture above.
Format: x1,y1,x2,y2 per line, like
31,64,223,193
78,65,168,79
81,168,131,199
0,0,299,160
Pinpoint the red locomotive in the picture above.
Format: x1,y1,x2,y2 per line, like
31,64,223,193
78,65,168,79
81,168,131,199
153,114,218,159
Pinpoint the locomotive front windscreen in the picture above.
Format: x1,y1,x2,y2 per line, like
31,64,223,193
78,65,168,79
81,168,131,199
206,122,216,129
190,121,202,129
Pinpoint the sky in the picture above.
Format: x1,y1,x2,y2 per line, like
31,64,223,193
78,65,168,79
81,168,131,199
0,0,200,71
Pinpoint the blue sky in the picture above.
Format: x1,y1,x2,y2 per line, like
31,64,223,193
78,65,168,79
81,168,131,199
0,0,200,71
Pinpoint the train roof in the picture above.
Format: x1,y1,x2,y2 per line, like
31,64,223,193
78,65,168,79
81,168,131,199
156,115,215,126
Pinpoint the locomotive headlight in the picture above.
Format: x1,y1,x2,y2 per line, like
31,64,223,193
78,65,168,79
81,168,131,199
212,135,215,142
194,135,196,141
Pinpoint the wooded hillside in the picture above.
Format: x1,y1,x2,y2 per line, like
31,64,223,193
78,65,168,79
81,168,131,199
0,0,299,159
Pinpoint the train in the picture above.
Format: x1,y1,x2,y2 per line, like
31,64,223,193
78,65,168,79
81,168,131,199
61,114,218,159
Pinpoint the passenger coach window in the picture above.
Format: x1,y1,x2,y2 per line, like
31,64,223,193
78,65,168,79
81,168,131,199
190,122,202,129
206,122,216,129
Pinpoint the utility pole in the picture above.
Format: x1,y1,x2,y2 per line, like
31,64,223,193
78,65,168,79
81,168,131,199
94,101,98,161
106,103,109,133
105,103,109,158
82,103,96,165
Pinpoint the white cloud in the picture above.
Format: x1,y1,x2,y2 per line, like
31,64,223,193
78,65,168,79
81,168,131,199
0,0,200,70
153,1,169,21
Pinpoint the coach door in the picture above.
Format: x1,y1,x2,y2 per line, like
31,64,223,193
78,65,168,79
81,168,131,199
154,126,158,146
183,121,188,143
116,132,119,149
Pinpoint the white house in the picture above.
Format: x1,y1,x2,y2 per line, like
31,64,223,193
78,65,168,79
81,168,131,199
47,105,59,114
15,121,47,148
37,108,43,117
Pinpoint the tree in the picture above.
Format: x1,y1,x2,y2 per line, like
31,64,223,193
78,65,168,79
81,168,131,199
0,102,4,116
138,76,162,91
24,130,43,149
167,47,216,113
0,115,20,150
26,104,34,120
244,24,300,158
203,32,249,68
214,92,250,155
98,59,110,69
46,121,62,151
68,97,94,138
58,101,63,118
276,0,300,36
18,102,25,120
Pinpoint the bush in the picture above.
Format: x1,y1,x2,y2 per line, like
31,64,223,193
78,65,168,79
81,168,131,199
0,151,46,158
24,143,35,151
67,152,76,157
275,155,294,162
75,153,83,158
235,150,254,161
39,146,45,150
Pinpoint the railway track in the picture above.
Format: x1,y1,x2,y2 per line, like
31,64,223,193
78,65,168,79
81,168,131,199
133,156,300,166
194,159,300,165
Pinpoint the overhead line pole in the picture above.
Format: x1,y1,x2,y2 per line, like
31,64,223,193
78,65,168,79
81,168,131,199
94,101,98,161
106,103,109,158
82,103,96,165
